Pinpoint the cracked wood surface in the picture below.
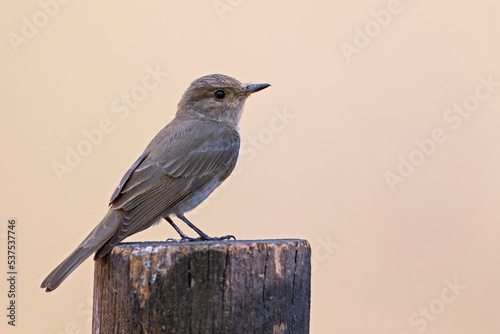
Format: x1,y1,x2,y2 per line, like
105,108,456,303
92,239,311,334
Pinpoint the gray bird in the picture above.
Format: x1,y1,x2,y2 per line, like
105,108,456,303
41,74,270,292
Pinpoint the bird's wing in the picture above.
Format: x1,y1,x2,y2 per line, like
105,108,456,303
108,151,149,205
110,124,240,211
94,123,240,258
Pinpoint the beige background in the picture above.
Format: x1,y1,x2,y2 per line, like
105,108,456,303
2,1,500,333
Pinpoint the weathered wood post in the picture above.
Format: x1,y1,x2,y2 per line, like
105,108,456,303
92,239,311,333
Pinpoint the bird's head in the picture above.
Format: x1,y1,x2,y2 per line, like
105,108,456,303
176,74,270,126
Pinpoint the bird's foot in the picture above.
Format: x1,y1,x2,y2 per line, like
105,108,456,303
165,238,181,243
213,234,236,241
180,234,236,242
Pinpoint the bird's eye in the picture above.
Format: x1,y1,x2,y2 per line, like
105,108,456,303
214,90,225,99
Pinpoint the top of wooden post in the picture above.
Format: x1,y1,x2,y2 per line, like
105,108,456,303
114,238,308,247
93,239,311,333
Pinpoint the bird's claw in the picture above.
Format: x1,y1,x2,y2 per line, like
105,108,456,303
180,235,236,242
165,238,181,243
216,235,236,241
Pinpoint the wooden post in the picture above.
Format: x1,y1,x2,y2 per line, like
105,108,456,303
92,239,311,333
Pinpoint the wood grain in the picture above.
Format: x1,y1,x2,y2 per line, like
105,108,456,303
92,239,311,333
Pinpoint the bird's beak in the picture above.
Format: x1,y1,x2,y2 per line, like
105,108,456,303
238,83,271,97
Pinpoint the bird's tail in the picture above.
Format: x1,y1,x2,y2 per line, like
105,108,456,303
40,210,119,292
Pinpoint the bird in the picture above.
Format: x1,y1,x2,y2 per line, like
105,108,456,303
41,74,270,292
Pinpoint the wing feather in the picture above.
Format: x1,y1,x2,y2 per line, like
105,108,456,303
108,151,149,205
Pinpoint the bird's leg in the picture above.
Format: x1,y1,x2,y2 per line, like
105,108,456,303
177,214,236,241
177,214,210,240
165,216,190,241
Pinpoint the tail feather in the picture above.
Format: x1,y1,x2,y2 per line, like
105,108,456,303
41,210,119,292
